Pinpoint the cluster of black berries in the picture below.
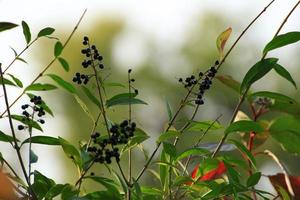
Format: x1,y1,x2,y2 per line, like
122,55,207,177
178,75,197,88
73,36,104,85
194,61,218,105
255,97,272,107
18,95,46,130
72,72,89,85
87,120,136,164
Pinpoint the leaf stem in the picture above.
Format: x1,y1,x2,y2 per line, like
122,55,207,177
127,70,132,200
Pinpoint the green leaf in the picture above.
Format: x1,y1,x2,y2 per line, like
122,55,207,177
22,136,60,146
7,73,23,88
103,82,125,88
225,120,264,134
247,172,261,187
121,129,149,154
32,170,55,199
274,64,297,89
240,58,278,94
11,114,43,132
45,184,68,200
25,83,57,91
86,176,120,196
263,32,300,54
216,75,242,94
57,57,69,72
106,93,147,108
0,130,16,143
26,93,54,116
188,120,223,132
269,101,300,117
38,27,55,38
73,94,94,122
160,149,168,189
82,86,101,108
165,98,173,121
54,41,63,57
0,77,16,87
172,176,194,186
230,139,256,169
30,149,38,164
16,57,28,64
133,178,143,200
60,184,79,200
248,91,298,104
157,130,180,143
0,22,18,32
46,74,76,93
269,116,300,155
21,21,31,44
162,142,177,159
175,147,210,162
58,137,81,169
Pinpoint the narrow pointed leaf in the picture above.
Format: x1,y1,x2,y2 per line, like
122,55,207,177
225,120,264,134
0,77,16,86
46,74,76,93
188,120,223,132
240,58,278,94
121,129,149,154
73,94,94,122
21,21,31,44
81,86,101,108
7,74,23,88
58,57,69,72
247,172,261,187
38,27,55,37
0,22,18,32
22,136,60,146
106,93,147,108
11,114,43,132
216,75,242,94
58,137,82,169
230,139,256,169
274,64,297,89
162,142,177,159
0,130,16,143
157,130,180,143
263,32,300,54
25,83,57,91
175,148,210,162
248,91,298,104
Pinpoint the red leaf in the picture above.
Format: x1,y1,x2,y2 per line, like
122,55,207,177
200,161,227,181
186,161,227,185
269,173,300,198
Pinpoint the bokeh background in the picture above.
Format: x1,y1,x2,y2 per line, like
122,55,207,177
1,0,300,195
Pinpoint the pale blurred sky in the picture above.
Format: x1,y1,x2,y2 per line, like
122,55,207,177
1,0,300,192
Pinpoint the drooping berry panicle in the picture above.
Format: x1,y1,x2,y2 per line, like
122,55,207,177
18,95,46,130
87,120,136,164
178,60,219,106
72,36,104,85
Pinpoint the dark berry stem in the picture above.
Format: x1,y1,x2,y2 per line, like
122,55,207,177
127,69,133,200
0,63,37,200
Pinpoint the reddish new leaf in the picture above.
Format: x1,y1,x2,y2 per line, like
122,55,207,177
269,173,300,198
186,161,227,185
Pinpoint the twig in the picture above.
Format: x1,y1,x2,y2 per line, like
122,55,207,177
0,9,87,118
264,150,295,197
212,0,300,157
0,63,37,200
3,38,38,73
127,70,133,200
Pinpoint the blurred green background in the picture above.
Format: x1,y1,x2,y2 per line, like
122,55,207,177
1,0,300,194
